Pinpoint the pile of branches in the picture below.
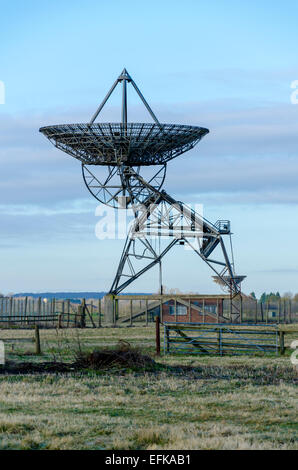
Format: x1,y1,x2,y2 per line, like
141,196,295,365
74,340,155,370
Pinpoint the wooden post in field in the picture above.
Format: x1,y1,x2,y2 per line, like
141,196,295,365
165,325,170,353
61,301,65,327
260,302,264,322
74,306,78,328
35,325,41,355
160,298,163,324
98,299,102,327
90,300,93,325
81,299,86,328
279,330,285,355
112,298,116,326
130,299,133,326
217,328,222,355
9,297,13,325
67,300,70,328
58,314,62,329
155,315,160,356
38,297,41,324
145,299,148,326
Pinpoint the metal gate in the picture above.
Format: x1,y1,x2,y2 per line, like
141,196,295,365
164,322,281,356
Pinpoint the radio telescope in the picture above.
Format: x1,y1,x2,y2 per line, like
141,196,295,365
40,69,245,320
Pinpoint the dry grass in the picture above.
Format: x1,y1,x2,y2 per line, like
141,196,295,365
0,325,297,450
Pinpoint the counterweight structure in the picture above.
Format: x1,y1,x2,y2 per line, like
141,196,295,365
40,69,245,321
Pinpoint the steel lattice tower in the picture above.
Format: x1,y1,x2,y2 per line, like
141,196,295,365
40,69,246,320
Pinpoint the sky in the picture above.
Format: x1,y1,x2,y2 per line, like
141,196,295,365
0,0,298,296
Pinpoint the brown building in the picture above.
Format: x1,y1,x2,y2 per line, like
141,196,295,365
160,295,228,323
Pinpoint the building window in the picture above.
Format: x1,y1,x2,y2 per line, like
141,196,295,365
169,304,187,316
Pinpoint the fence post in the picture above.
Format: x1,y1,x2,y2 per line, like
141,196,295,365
114,298,118,326
160,298,163,324
217,328,222,356
279,331,285,355
9,297,13,325
130,299,133,326
165,325,170,353
260,302,264,322
145,299,148,326
90,300,94,326
98,299,102,327
37,297,41,325
35,325,41,355
66,300,69,327
62,301,65,327
155,316,160,356
81,299,86,328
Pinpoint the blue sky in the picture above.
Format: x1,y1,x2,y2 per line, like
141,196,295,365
0,0,298,296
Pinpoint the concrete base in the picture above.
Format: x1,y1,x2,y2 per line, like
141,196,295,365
103,294,115,325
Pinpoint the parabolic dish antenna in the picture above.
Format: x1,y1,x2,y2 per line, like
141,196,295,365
40,69,208,208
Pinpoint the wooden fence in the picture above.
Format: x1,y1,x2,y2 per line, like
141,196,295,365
112,295,298,326
0,297,102,328
0,295,297,328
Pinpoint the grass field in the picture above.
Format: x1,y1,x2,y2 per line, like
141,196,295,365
0,325,297,450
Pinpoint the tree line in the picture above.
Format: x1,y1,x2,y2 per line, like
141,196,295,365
250,292,298,302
